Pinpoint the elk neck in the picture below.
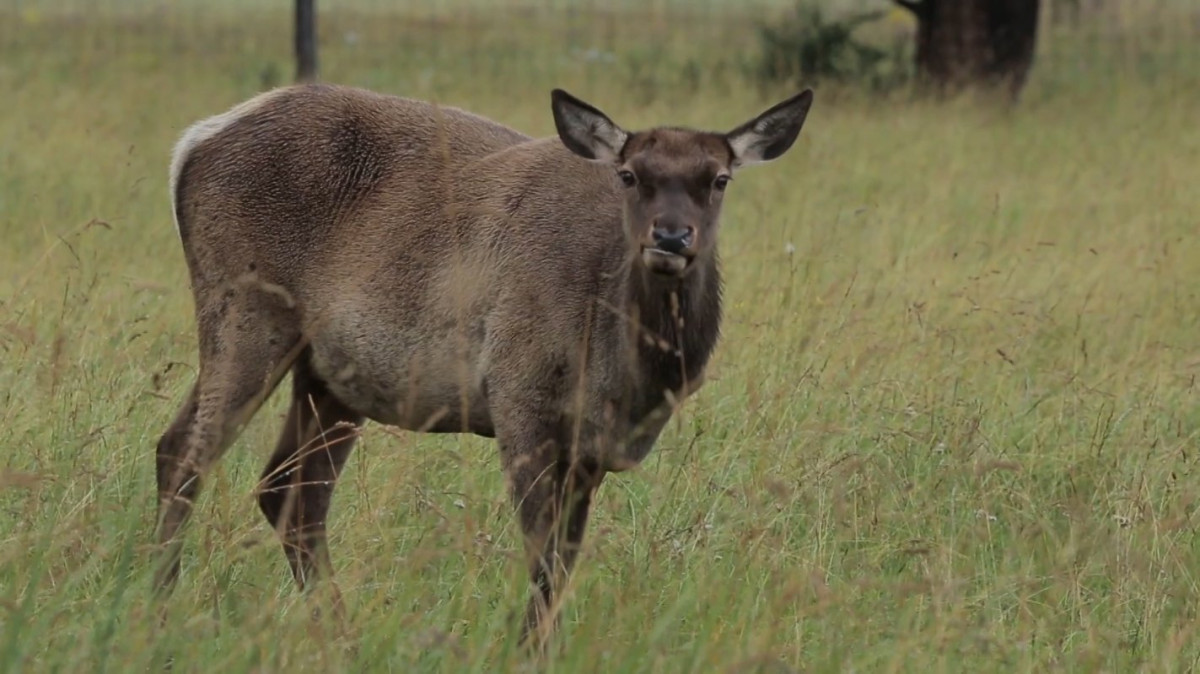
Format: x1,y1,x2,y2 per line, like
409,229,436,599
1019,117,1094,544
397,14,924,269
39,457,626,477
624,255,723,395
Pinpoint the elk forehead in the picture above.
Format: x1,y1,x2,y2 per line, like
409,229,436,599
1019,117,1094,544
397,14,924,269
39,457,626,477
621,128,734,179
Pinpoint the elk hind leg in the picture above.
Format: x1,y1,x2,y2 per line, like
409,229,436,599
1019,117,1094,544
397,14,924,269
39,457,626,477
257,356,363,607
153,279,306,601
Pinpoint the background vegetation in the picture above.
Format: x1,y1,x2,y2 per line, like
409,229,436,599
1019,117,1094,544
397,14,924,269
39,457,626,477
1,0,1199,671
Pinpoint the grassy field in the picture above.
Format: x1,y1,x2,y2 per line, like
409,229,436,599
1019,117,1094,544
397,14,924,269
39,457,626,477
2,2,1200,672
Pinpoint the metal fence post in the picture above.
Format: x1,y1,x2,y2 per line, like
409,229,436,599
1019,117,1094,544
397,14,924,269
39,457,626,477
295,0,317,82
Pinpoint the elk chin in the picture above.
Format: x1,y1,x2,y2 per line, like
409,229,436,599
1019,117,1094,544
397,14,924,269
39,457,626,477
641,247,690,276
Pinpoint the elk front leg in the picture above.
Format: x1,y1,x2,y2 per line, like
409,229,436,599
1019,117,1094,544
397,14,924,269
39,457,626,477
503,434,604,651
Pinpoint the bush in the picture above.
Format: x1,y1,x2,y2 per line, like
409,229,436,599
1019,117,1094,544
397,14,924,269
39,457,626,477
755,2,910,93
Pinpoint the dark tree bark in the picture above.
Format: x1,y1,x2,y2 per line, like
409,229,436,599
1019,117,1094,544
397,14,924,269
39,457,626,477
895,0,1040,100
295,0,318,83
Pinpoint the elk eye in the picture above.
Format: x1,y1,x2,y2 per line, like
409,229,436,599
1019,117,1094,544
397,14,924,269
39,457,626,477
713,175,731,192
618,170,637,188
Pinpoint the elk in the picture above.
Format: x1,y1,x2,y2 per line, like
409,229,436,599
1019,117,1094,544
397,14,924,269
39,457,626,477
155,83,814,646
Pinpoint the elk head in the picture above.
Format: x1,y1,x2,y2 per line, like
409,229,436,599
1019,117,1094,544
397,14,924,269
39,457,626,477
551,88,814,277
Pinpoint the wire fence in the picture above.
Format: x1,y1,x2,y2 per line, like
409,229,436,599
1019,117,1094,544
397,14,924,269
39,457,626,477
2,1,1198,103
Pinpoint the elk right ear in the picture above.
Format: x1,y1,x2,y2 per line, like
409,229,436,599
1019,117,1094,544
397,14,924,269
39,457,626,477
551,89,629,163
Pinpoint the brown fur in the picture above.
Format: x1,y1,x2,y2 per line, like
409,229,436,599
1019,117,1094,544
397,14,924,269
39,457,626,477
154,82,813,648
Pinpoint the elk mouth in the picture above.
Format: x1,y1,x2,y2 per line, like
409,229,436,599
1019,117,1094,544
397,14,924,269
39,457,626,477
641,247,691,276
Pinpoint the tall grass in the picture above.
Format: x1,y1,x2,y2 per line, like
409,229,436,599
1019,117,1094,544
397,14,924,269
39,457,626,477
1,2,1199,672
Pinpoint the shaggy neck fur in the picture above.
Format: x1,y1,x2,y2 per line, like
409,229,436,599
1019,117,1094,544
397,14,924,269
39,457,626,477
626,256,723,398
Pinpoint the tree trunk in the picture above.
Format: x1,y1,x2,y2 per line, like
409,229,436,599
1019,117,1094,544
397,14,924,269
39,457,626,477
896,0,1040,100
295,0,318,83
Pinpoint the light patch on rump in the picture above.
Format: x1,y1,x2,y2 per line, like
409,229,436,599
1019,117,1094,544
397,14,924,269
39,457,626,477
167,88,289,236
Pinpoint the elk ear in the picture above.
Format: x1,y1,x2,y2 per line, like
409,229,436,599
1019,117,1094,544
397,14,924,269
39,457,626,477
551,89,629,163
725,89,814,168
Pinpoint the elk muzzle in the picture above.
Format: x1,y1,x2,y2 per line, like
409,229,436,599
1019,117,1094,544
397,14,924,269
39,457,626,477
642,222,695,276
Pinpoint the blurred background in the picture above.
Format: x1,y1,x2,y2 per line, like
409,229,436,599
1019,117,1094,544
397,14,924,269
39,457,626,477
7,1,1200,100
6,0,1199,99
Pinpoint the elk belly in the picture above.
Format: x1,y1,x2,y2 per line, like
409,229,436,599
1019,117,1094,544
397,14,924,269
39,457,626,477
308,337,493,436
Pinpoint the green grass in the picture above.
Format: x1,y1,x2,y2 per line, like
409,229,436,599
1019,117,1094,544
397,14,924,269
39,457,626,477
3,3,1200,672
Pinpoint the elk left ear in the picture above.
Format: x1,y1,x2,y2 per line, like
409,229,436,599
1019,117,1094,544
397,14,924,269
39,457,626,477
725,89,814,168
551,89,629,163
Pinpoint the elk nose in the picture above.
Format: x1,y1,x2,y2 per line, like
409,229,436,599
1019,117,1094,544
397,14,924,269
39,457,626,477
652,226,694,255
